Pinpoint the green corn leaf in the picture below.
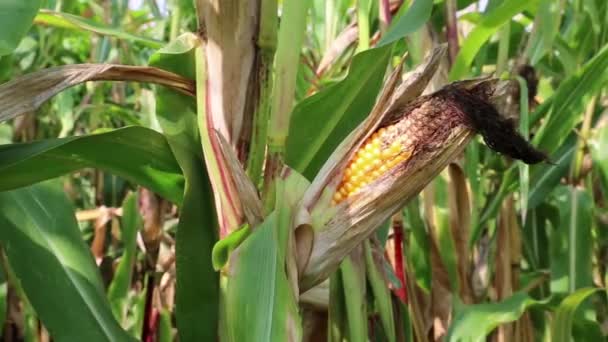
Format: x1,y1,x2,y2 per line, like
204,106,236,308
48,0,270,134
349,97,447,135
0,0,41,56
211,224,251,270
0,126,184,205
550,186,593,293
340,251,368,342
286,44,392,179
516,76,530,222
0,268,7,337
225,216,298,341
149,33,219,342
377,0,434,47
0,181,136,342
449,0,538,80
534,43,608,154
364,241,396,342
551,288,601,342
525,0,565,64
528,135,576,210
590,122,608,183
157,309,173,342
34,10,164,48
404,197,431,292
447,292,551,342
225,168,308,341
107,192,142,323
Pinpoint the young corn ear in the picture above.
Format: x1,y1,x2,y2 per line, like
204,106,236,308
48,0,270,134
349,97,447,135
296,46,546,290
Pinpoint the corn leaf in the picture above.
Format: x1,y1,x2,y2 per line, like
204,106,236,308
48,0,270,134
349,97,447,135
107,192,142,323
590,122,608,183
329,271,347,342
449,0,538,80
34,10,164,48
286,44,392,179
446,292,550,342
340,250,368,342
364,240,396,342
528,135,576,210
0,0,41,56
525,0,565,64
225,167,308,341
225,213,301,341
551,288,601,342
534,43,608,153
0,63,194,123
550,186,593,293
0,181,136,341
149,34,219,341
0,126,184,205
404,197,432,292
377,0,433,47
0,267,7,337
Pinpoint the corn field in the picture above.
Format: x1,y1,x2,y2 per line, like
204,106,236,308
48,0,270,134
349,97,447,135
0,0,607,341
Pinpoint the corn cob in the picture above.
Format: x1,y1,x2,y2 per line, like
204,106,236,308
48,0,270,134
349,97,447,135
332,95,452,205
332,81,548,206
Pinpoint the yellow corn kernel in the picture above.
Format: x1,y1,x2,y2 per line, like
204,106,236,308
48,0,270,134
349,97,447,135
389,141,401,154
333,192,344,203
333,126,412,205
371,137,381,148
362,163,374,174
339,187,348,197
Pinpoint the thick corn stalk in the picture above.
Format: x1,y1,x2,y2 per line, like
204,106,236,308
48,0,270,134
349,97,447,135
195,0,262,237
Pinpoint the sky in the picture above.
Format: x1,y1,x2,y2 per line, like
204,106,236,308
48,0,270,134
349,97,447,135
129,0,167,13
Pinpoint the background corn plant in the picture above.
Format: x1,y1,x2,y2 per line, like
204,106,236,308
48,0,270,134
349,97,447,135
0,0,607,341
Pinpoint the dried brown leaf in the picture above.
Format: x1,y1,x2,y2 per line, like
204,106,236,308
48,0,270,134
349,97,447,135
495,196,516,342
198,0,259,147
0,64,194,122
447,163,473,304
316,24,358,76
214,130,264,227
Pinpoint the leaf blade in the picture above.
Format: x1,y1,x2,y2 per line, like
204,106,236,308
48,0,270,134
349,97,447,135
0,182,136,342
0,0,41,56
449,0,536,80
0,126,184,205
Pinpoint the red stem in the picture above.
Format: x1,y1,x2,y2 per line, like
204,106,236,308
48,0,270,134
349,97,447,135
445,0,460,64
141,275,159,342
379,0,392,27
392,222,408,303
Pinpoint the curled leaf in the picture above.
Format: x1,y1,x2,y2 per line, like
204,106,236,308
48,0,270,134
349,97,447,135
0,64,195,122
211,224,251,270
214,130,264,227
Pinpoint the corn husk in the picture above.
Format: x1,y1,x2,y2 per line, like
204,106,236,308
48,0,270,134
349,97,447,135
297,45,526,290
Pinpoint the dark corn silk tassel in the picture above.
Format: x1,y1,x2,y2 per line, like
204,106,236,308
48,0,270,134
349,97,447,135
445,82,549,164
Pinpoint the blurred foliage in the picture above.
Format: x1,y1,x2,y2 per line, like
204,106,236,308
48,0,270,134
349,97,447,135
0,0,607,341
